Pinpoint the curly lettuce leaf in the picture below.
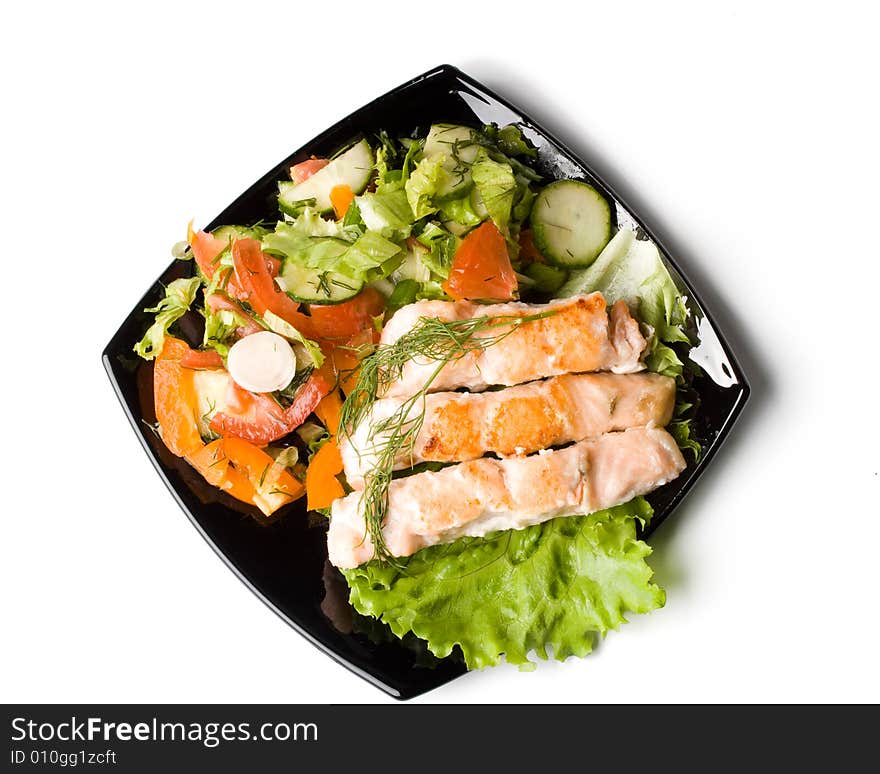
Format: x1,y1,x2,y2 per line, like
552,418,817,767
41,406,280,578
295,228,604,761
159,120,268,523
344,498,664,670
133,277,200,360
557,229,689,344
278,206,350,239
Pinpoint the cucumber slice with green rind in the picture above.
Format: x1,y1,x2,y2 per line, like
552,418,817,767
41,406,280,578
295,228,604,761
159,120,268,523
279,262,363,305
278,139,374,215
530,180,612,267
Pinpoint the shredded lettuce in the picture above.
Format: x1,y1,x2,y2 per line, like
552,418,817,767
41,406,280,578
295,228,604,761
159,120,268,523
415,221,459,280
278,206,350,239
262,226,402,283
471,151,516,234
356,189,414,239
480,124,537,159
202,307,242,357
438,195,484,233
404,156,444,219
133,277,200,360
344,498,664,670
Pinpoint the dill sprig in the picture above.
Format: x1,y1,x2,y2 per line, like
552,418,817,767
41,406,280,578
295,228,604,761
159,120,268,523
339,309,558,563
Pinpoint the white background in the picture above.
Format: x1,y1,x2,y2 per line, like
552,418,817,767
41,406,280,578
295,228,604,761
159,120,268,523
2,1,878,704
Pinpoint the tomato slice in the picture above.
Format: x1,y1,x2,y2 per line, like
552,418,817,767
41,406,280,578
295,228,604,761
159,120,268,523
231,238,316,337
441,221,517,301
153,337,203,457
180,349,225,370
308,287,385,340
190,230,227,280
290,158,329,184
208,372,330,446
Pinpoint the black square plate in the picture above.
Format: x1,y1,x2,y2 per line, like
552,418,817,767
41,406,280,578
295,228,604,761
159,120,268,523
102,64,750,699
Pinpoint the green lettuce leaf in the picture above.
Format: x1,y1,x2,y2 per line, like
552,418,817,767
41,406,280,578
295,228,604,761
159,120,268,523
344,498,665,670
668,419,701,461
438,195,484,233
557,229,689,344
133,277,200,360
471,151,516,234
278,206,350,239
202,306,246,357
405,156,445,219
496,125,537,157
644,338,685,381
262,226,402,283
357,188,414,239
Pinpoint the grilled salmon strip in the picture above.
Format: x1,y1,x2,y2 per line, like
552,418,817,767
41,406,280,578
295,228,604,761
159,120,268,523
328,426,685,569
380,293,646,399
340,372,676,488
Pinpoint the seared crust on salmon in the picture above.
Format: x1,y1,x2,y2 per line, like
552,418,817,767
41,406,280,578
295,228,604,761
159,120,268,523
328,427,686,568
380,293,647,398
340,372,676,488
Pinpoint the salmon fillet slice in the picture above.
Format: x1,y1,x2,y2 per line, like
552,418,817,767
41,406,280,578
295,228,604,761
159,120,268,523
379,293,646,398
328,426,686,568
340,372,676,488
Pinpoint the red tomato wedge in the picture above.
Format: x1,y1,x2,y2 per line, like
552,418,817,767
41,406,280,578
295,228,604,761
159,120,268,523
308,286,385,340
190,230,228,280
441,221,517,301
208,372,330,446
290,158,329,184
231,238,317,337
180,349,225,370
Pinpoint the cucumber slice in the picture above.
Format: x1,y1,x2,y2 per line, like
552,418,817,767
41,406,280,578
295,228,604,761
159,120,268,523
278,139,373,215
279,262,363,305
424,124,479,201
530,180,612,267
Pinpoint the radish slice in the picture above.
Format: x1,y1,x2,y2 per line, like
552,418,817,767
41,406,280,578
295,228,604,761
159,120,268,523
227,331,297,394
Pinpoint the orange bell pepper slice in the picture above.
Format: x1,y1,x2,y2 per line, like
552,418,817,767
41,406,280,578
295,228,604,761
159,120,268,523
220,437,305,516
189,438,304,516
330,184,355,219
153,337,203,457
186,440,258,504
306,439,344,511
314,389,343,436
